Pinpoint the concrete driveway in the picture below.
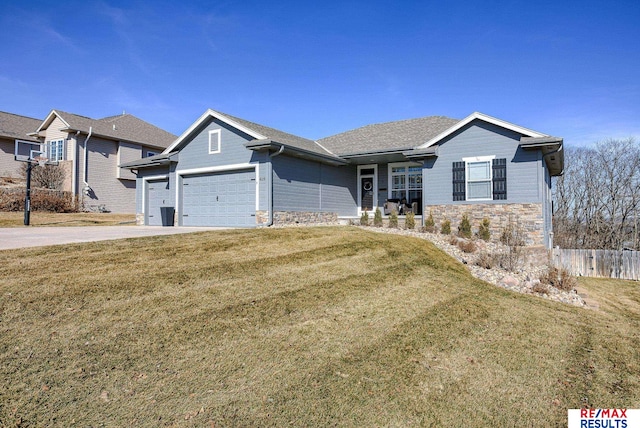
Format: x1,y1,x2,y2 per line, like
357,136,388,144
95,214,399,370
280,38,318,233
0,226,227,250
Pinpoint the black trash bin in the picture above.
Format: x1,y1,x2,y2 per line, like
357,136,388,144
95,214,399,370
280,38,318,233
160,207,175,226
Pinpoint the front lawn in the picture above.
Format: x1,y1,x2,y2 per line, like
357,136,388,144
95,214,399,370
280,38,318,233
0,212,135,227
0,227,638,426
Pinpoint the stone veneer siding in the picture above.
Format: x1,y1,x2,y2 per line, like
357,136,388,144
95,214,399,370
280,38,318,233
425,203,544,246
273,211,338,225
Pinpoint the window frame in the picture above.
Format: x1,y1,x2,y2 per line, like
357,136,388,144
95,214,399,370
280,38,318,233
208,129,221,154
387,162,422,203
47,139,65,161
462,155,495,201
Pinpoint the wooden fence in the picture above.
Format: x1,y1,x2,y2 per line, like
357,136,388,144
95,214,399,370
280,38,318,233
551,248,640,281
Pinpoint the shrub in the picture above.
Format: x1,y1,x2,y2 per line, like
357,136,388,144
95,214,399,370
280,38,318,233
405,211,415,229
441,219,451,235
457,212,472,238
499,216,527,272
388,210,398,228
539,266,577,291
20,163,66,190
449,236,459,246
424,210,435,233
532,282,549,294
373,208,383,227
478,218,491,241
360,211,369,226
0,189,78,212
475,252,496,269
457,239,477,253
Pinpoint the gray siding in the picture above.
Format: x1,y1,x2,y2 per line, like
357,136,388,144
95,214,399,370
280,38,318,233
175,117,254,171
376,163,388,210
83,136,136,213
0,138,21,177
117,142,142,180
272,155,356,216
424,120,542,205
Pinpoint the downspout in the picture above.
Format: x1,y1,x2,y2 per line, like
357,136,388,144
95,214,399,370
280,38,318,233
542,145,563,248
266,144,285,226
82,127,93,200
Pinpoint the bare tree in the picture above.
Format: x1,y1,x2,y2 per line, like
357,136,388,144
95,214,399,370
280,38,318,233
553,138,640,250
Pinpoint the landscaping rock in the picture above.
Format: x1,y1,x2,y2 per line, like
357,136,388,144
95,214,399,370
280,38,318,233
360,226,586,307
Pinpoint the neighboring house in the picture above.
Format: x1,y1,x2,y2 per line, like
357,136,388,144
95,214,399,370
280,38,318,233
27,110,177,213
121,109,563,248
0,111,42,177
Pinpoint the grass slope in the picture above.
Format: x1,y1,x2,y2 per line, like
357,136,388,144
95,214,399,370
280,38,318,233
0,227,638,426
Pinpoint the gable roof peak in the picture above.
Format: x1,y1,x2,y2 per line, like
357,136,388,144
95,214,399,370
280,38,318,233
164,108,337,160
417,111,548,149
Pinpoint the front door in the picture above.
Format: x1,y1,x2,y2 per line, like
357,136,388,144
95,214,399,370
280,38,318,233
361,176,374,211
357,165,377,214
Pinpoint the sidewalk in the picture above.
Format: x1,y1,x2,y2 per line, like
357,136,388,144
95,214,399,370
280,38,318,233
0,226,225,250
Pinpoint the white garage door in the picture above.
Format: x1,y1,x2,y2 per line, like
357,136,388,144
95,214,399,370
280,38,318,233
181,169,256,227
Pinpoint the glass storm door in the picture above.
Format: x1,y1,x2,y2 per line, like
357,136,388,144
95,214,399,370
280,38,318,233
361,176,374,212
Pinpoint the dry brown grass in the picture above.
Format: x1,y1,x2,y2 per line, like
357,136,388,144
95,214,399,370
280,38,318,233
0,212,135,227
0,227,639,426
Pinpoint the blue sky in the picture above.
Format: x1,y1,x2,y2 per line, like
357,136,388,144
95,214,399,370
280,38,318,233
1,0,638,147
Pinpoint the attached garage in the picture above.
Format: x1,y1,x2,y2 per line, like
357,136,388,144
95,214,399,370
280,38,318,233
145,177,173,226
179,169,257,227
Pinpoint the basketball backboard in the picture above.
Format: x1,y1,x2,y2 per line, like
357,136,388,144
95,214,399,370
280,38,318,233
14,140,59,166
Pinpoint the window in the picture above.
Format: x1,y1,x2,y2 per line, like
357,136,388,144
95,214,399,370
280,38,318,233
467,160,491,200
146,151,158,157
389,163,422,203
47,139,65,161
209,129,221,154
453,157,507,201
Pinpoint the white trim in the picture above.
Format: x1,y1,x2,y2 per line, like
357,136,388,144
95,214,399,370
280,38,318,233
387,161,422,201
142,174,170,217
164,109,267,154
175,163,259,224
464,156,495,201
208,129,221,154
46,138,65,161
357,164,378,214
34,110,71,135
462,155,495,162
418,112,547,149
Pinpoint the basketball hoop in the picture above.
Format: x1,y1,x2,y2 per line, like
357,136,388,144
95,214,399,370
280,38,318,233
37,158,47,168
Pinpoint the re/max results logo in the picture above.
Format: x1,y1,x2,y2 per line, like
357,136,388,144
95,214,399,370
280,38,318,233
568,409,640,428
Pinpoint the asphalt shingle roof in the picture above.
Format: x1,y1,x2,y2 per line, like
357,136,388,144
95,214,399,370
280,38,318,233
53,111,177,149
317,116,459,156
220,112,333,158
0,111,41,142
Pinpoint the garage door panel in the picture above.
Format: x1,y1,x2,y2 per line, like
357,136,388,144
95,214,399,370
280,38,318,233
181,169,256,227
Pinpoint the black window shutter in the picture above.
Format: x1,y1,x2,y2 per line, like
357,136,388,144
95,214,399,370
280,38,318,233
452,161,466,201
493,158,507,200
